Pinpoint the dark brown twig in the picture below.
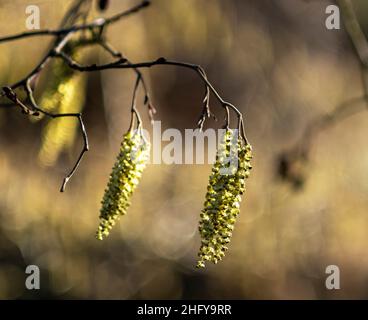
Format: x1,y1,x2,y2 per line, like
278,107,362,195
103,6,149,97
1,0,250,192
51,54,247,140
0,1,150,43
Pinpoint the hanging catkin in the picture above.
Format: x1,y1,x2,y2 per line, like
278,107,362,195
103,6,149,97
38,44,87,166
96,131,150,240
197,129,252,268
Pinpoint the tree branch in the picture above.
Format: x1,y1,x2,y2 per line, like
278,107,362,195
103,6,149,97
0,0,249,192
277,0,368,187
0,1,150,43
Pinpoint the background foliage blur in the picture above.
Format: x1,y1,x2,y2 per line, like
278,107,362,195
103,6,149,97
1,0,368,299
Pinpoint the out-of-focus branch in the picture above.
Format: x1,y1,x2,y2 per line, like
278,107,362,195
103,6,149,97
337,0,368,67
337,0,368,99
277,0,368,188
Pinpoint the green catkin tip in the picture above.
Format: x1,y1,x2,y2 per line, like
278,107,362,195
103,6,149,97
197,129,252,268
96,131,150,240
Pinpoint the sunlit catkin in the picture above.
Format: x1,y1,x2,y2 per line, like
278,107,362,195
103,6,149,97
38,47,87,166
96,131,150,240
197,130,252,268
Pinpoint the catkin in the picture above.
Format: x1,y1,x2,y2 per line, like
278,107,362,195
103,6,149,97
96,131,150,240
38,46,87,166
197,129,252,268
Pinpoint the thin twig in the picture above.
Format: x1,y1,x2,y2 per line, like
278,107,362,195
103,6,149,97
98,40,156,123
1,0,250,192
0,1,150,43
51,54,247,141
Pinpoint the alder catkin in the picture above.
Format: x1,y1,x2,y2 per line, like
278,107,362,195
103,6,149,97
38,44,87,166
96,131,150,240
197,129,252,268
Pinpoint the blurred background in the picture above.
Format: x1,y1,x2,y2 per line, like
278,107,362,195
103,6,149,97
1,0,368,299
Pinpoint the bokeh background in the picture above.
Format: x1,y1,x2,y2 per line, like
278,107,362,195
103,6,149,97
1,0,368,299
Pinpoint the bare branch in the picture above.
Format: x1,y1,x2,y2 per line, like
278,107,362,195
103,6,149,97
98,40,156,123
0,1,150,43
0,0,250,192
51,53,247,141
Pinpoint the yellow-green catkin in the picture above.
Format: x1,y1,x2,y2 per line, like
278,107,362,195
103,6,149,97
96,131,150,240
197,129,252,268
38,45,87,166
